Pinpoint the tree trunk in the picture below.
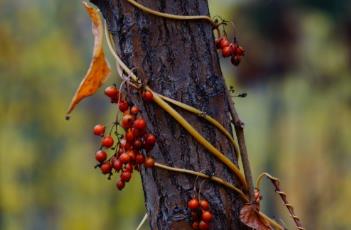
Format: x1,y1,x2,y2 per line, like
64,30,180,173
91,0,248,229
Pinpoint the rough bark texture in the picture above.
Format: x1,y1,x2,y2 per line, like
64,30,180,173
91,0,249,229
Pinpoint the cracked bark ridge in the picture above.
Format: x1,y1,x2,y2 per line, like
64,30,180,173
91,0,249,229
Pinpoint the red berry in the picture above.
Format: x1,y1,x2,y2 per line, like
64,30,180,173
100,162,112,174
125,163,134,173
95,150,107,162
101,136,114,148
130,105,140,115
144,157,155,168
120,138,131,150
236,46,245,56
145,134,156,146
199,200,209,210
125,130,135,142
118,100,129,112
219,37,230,49
142,90,153,102
93,124,105,136
222,45,233,57
192,222,199,229
116,180,125,190
113,159,122,171
188,198,199,210
231,43,238,54
201,211,212,223
215,38,223,49
127,150,136,162
135,153,145,164
133,139,143,150
104,86,119,99
121,171,132,182
198,221,209,230
231,55,241,66
132,127,145,138
134,118,146,130
119,153,130,164
121,114,134,129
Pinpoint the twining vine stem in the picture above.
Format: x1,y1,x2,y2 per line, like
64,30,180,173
158,94,240,160
127,0,216,27
100,2,288,229
126,0,256,200
256,173,305,230
149,88,248,188
155,162,283,230
104,21,248,188
126,0,223,43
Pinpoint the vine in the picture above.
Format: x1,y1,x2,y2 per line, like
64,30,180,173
104,21,248,189
66,2,305,230
256,173,305,230
158,94,240,160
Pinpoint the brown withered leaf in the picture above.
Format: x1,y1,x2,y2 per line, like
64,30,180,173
240,203,272,230
66,2,111,118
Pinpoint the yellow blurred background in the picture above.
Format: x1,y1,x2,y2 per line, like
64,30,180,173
1,0,350,229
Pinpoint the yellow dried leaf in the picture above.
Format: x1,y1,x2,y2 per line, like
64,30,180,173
66,2,111,118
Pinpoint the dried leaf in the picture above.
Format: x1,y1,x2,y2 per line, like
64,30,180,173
240,203,272,230
66,2,111,118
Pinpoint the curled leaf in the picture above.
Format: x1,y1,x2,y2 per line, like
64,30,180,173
240,203,272,230
66,2,111,118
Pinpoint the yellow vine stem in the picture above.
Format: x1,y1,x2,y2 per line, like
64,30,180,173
256,173,305,230
158,94,241,160
105,14,282,230
155,162,246,201
104,21,247,189
127,0,217,28
155,162,283,230
150,88,247,188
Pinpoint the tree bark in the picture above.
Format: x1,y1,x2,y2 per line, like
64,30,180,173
91,0,249,229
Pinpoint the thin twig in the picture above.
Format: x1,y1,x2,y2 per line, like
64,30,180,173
225,86,255,202
256,173,305,230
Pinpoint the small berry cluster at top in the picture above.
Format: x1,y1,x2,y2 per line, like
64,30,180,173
93,85,156,191
188,198,213,230
215,36,245,66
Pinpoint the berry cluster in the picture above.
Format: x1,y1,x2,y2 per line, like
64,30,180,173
215,36,245,66
188,198,213,230
93,85,156,191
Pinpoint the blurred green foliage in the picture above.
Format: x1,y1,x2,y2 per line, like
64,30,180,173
1,0,350,229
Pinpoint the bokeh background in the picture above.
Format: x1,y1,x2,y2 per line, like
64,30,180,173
1,0,351,229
